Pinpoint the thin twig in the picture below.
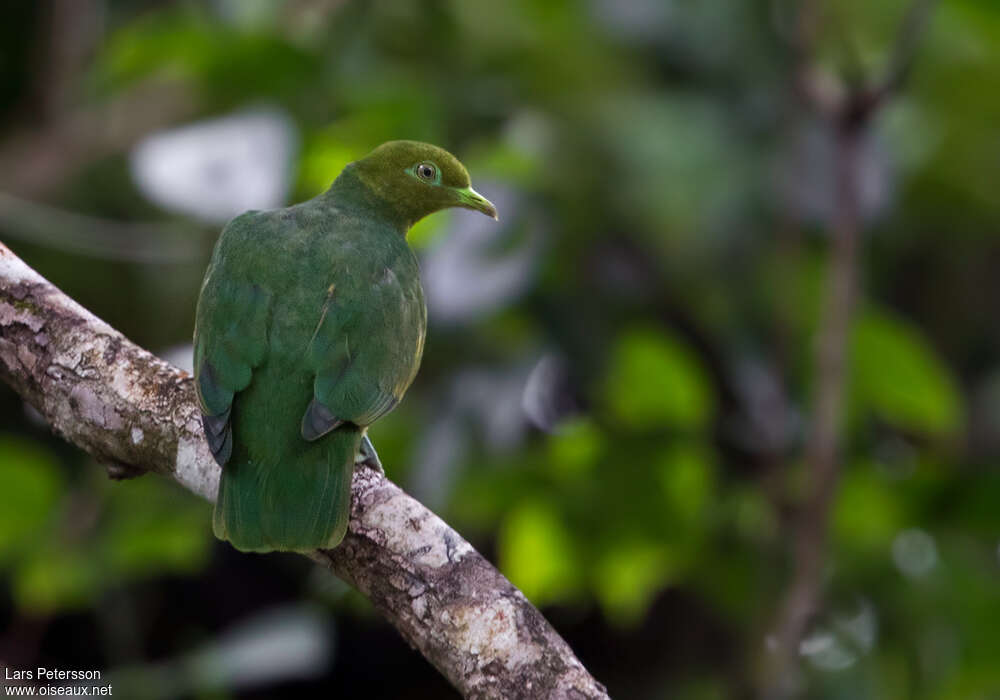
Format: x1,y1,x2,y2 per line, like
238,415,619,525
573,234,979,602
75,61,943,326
0,193,203,264
863,0,938,109
765,122,861,698
763,0,937,695
0,81,196,199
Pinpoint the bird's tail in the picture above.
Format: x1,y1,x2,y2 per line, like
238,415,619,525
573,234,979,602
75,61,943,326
212,425,361,553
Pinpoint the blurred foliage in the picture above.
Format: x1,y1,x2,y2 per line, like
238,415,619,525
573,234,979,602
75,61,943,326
604,326,715,431
0,436,210,614
1,0,999,698
850,308,963,436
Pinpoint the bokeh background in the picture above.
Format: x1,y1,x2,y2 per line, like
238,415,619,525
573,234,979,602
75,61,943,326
1,0,999,698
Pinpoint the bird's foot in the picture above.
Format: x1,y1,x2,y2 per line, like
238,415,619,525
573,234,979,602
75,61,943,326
355,434,385,476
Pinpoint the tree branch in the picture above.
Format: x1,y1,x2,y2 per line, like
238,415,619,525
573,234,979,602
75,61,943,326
0,80,196,199
763,1,937,695
0,241,608,700
764,120,862,700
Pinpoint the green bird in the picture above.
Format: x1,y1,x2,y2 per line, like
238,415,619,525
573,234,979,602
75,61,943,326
193,141,497,553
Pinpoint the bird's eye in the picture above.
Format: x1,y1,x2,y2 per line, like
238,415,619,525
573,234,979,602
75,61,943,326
416,163,437,181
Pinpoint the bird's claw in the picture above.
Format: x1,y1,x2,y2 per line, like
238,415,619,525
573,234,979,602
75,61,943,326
355,434,385,476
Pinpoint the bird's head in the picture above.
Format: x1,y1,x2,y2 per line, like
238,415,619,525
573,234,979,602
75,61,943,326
350,140,497,231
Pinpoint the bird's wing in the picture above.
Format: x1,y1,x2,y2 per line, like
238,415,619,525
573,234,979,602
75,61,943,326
300,265,423,441
193,214,272,466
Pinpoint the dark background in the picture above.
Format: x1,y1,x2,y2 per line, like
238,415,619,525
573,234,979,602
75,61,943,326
1,1,999,698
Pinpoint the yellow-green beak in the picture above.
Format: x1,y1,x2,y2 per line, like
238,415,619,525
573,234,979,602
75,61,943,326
456,186,498,220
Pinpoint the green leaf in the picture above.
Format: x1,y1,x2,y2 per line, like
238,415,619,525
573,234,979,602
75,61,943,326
546,418,605,481
100,478,211,577
498,499,580,606
407,210,452,250
604,326,714,430
730,487,778,543
464,136,545,187
657,443,715,528
593,540,674,626
298,135,358,198
850,309,964,436
833,463,906,551
94,9,318,104
12,547,101,614
0,436,63,562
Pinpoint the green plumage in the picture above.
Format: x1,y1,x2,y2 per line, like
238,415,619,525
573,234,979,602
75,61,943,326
193,141,495,553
